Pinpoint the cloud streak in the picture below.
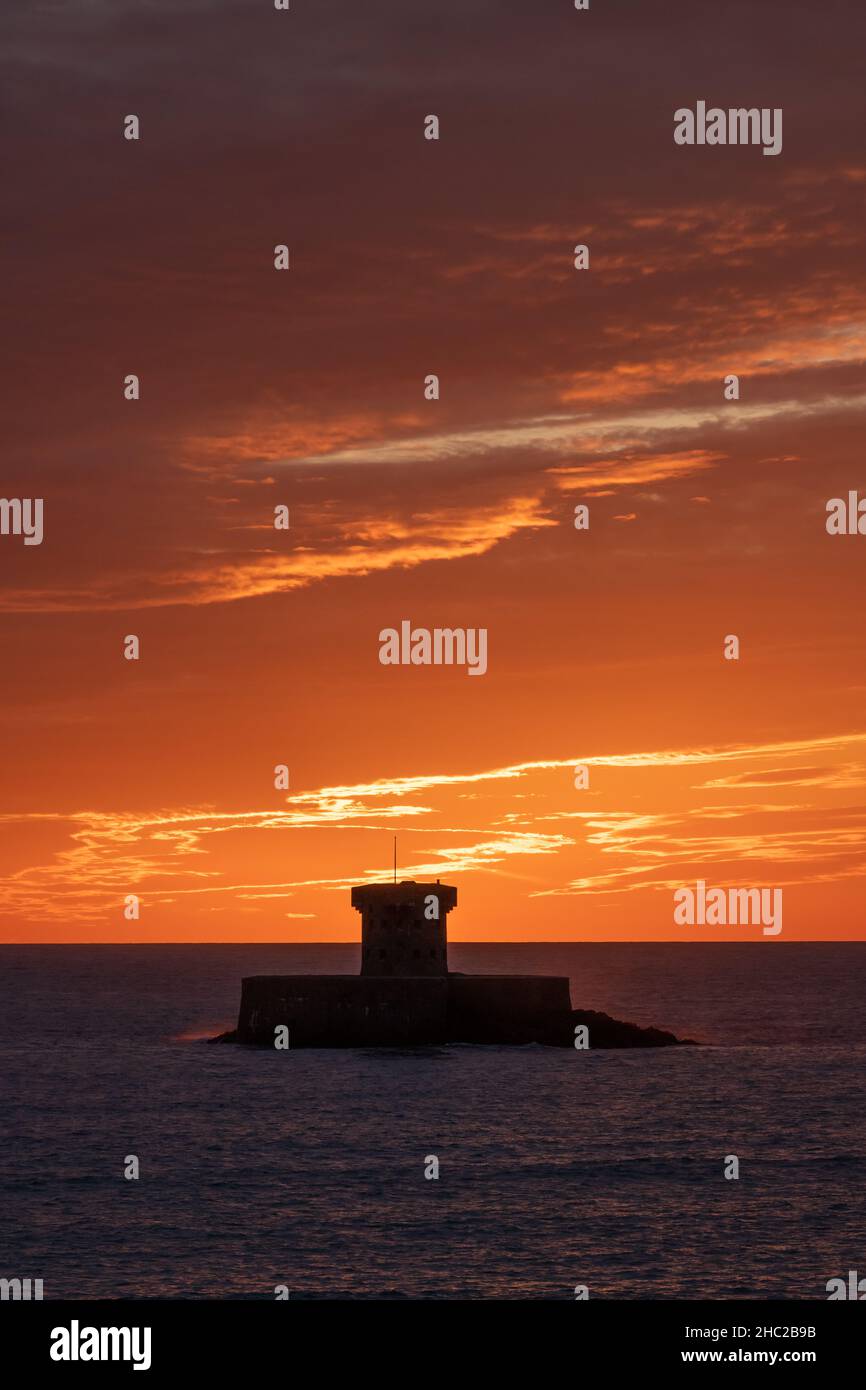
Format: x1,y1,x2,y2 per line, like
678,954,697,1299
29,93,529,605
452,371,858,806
3,732,865,929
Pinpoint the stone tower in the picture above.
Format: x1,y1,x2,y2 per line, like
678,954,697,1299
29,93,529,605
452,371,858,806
352,880,457,977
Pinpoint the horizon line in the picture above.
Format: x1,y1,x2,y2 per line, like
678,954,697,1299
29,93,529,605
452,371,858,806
1,939,863,948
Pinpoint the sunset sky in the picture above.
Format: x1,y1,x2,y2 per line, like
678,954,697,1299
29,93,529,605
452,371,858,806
2,0,865,942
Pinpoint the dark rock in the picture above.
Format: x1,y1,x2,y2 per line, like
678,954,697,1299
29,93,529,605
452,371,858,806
567,1009,697,1048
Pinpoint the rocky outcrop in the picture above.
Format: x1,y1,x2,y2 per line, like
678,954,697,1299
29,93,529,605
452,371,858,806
567,1009,695,1048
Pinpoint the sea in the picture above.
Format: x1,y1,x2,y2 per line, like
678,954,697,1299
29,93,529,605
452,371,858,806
1,943,864,1300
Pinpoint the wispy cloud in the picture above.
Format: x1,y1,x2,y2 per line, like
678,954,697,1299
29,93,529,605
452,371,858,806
0,495,554,613
3,732,865,927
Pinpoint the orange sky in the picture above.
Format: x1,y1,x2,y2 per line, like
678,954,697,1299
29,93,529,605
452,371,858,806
2,0,865,942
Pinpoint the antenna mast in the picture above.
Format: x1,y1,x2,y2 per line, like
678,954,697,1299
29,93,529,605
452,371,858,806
393,835,397,884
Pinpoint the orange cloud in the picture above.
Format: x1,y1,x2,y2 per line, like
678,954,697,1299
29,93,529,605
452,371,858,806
0,496,555,613
3,732,866,933
549,450,721,492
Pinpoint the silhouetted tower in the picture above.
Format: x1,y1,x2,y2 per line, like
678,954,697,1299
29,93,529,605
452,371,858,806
352,880,457,977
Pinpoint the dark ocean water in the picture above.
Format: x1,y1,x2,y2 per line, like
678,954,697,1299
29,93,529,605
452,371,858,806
1,943,865,1300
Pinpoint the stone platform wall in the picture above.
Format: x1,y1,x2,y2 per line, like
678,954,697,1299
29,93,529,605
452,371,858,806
447,974,572,1044
236,973,572,1047
237,975,448,1046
